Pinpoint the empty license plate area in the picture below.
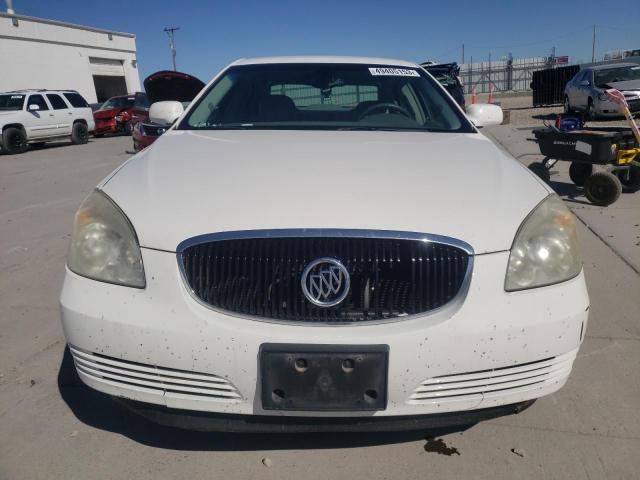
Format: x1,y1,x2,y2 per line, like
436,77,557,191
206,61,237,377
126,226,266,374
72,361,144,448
260,344,388,412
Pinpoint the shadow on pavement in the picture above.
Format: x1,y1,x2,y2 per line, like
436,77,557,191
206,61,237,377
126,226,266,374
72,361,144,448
57,347,474,451
548,180,593,206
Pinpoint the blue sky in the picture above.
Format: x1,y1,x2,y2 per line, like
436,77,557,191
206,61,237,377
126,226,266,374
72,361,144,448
14,0,640,82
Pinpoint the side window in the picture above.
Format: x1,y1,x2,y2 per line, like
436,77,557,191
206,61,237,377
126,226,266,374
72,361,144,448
46,94,69,110
63,92,89,108
27,94,49,111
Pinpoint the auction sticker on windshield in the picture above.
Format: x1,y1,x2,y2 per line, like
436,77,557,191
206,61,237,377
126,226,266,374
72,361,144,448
369,67,420,77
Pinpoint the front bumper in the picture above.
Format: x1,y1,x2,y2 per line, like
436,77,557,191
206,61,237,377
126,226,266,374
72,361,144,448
60,248,589,419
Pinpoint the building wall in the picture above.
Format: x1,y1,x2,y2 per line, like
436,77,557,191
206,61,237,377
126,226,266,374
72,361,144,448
0,13,140,103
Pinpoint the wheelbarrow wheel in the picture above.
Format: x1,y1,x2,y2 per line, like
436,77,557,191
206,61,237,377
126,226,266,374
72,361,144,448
584,171,622,206
614,166,640,193
569,162,592,186
528,162,550,183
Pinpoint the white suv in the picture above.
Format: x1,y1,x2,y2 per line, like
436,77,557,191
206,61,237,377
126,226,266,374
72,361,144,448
0,90,95,154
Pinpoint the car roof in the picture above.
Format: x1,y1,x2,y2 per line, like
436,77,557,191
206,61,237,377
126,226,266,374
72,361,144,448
1,89,79,94
230,56,419,68
586,63,638,71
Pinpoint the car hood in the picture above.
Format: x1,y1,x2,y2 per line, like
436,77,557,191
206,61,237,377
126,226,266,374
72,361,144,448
93,107,127,119
143,70,205,104
602,79,640,91
101,130,549,254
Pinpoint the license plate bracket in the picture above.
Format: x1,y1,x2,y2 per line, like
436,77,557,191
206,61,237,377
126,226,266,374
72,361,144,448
260,344,388,411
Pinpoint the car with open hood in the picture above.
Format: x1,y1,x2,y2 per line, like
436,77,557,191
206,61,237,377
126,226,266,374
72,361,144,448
420,62,465,109
564,63,640,118
93,94,136,136
132,70,204,151
60,56,589,432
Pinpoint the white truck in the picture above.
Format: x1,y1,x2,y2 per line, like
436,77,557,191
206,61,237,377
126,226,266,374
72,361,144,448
0,90,95,154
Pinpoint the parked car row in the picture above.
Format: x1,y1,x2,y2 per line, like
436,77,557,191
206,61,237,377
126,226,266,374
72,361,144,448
0,71,204,155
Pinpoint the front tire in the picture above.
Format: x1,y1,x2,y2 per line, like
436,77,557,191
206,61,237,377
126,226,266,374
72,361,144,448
585,99,595,120
71,122,89,145
1,127,28,154
584,171,622,206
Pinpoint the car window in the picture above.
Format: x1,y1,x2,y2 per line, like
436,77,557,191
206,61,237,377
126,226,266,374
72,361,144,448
46,94,68,110
99,97,135,110
0,94,25,111
134,93,150,110
28,94,49,111
594,65,640,87
63,92,89,108
183,64,471,133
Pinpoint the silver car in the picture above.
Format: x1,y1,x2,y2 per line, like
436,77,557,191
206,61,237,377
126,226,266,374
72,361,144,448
564,63,640,118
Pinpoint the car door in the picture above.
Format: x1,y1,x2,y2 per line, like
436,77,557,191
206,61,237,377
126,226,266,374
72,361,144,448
46,93,73,135
565,73,580,106
24,94,57,138
574,70,592,111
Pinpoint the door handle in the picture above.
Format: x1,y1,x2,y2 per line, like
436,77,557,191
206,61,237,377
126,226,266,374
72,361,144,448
68,112,73,115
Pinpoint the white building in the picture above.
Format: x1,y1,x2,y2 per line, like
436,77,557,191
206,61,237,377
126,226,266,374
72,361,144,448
0,7,140,103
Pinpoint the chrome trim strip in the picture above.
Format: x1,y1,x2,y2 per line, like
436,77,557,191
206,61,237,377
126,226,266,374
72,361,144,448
176,229,474,327
176,229,474,254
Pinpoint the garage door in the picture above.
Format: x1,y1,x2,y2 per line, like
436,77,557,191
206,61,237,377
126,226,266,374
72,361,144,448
89,57,125,76
89,57,128,102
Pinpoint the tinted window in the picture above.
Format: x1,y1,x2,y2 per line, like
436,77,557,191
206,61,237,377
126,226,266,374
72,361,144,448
183,64,472,133
46,94,68,110
28,94,49,111
0,94,25,111
63,92,89,108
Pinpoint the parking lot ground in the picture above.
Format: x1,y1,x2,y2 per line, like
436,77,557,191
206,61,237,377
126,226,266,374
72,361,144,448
1,135,639,480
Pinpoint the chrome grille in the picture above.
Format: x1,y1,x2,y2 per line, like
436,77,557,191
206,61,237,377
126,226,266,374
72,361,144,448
179,230,471,324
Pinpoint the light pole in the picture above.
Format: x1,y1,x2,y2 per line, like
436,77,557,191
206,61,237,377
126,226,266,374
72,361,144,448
164,26,180,71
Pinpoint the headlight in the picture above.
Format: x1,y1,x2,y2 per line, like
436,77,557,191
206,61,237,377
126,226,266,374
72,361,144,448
505,195,581,291
67,190,145,288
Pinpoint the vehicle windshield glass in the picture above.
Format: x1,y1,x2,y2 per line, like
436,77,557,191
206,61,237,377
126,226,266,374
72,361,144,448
0,94,25,111
99,97,134,110
594,65,640,87
181,64,472,132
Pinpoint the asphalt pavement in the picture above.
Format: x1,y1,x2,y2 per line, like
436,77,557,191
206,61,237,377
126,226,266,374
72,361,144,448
1,133,639,480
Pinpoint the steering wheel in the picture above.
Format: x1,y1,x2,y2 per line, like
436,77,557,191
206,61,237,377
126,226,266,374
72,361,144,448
357,102,412,120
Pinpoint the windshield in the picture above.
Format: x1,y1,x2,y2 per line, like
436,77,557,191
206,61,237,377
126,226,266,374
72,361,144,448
181,64,472,132
429,71,459,87
0,94,25,111
99,97,134,110
594,65,640,87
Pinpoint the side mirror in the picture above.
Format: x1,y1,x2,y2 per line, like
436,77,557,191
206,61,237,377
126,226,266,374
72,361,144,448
579,80,591,87
28,104,40,111
149,101,184,125
466,103,503,128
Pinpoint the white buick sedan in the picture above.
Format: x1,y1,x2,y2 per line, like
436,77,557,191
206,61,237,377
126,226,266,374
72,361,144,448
60,57,589,432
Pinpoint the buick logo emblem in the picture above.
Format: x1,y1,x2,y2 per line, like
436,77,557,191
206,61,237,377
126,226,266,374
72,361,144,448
301,257,350,307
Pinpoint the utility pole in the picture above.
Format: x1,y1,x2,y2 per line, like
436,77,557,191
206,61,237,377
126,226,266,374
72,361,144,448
164,26,180,71
591,25,596,63
462,43,465,64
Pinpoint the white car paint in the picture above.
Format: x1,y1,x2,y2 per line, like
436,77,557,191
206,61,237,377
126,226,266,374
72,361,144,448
60,57,589,425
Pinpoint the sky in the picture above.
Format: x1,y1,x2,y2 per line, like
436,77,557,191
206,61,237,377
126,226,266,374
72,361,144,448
11,0,640,82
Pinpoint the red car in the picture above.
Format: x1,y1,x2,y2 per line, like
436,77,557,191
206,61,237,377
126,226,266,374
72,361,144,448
132,71,204,151
93,95,136,137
